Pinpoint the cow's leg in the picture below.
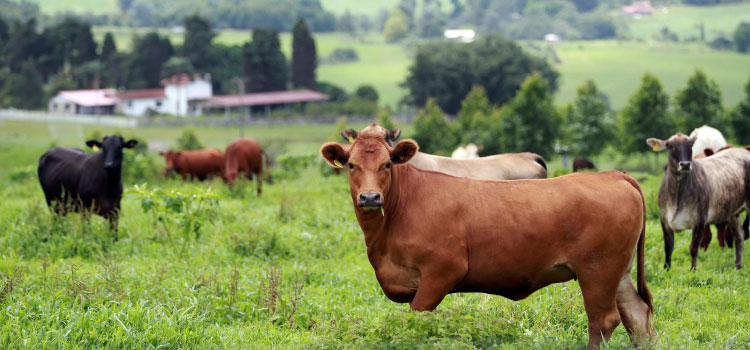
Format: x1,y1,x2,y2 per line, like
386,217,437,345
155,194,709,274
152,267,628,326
108,214,119,241
255,170,262,196
616,270,653,347
720,223,731,249
689,220,706,271
409,265,466,311
700,225,712,251
579,276,621,350
661,218,675,270
728,216,744,269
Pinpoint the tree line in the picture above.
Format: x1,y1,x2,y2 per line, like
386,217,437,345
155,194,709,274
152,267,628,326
0,14,324,110
411,70,750,160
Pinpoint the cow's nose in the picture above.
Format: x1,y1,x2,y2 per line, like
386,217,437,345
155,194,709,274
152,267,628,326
104,162,115,169
358,192,383,207
678,161,691,171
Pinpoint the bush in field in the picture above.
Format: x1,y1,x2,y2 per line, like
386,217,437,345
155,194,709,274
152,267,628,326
618,72,674,154
324,48,358,64
376,107,396,131
411,98,456,155
273,154,317,180
728,76,750,144
130,184,219,252
674,69,723,131
564,80,614,157
177,127,205,150
354,84,379,103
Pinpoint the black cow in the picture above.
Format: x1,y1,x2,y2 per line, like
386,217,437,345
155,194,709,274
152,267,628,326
572,158,596,172
38,136,137,239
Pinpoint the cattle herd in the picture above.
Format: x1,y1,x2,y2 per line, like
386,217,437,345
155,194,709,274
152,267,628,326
34,123,750,349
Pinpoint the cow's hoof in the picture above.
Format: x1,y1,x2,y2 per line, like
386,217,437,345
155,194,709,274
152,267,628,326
736,264,742,270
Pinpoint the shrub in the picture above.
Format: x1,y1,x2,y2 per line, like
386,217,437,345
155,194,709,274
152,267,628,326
177,127,205,150
324,48,359,64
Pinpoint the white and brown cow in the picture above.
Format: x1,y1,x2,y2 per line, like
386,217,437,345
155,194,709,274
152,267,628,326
342,128,547,180
647,132,750,270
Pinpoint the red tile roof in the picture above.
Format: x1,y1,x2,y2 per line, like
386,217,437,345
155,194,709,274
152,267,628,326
119,89,166,100
58,89,119,107
205,90,330,107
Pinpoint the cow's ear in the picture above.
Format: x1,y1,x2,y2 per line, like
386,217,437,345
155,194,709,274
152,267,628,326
387,128,401,142
124,139,138,149
646,138,666,152
86,140,102,149
689,135,698,144
321,142,350,168
390,139,418,164
341,129,358,143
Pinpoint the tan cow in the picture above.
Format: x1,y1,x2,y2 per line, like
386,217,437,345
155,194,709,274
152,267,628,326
342,128,547,180
323,124,653,350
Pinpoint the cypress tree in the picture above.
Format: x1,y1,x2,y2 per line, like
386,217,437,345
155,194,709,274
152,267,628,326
292,18,317,89
182,14,215,72
243,28,287,92
101,32,117,60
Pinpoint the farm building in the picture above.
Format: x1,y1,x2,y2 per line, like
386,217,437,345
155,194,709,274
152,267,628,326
47,73,328,117
622,1,653,16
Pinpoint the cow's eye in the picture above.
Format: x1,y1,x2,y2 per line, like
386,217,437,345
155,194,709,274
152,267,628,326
385,162,391,169
348,163,354,169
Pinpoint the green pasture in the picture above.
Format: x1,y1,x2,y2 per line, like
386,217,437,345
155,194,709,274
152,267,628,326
18,0,118,14
1,120,750,348
553,40,750,109
626,3,750,42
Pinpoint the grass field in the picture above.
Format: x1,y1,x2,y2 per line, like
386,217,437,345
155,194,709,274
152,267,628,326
553,40,750,109
18,0,118,14
627,3,750,42
1,120,750,348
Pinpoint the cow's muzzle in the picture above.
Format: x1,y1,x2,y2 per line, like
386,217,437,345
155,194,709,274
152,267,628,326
678,161,692,172
104,162,116,169
357,191,383,209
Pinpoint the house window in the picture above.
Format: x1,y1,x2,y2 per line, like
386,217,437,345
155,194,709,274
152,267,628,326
128,101,133,107
156,100,162,107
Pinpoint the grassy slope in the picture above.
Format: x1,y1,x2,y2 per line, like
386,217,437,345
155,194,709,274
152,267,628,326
1,121,750,348
553,40,750,109
15,0,117,14
627,3,750,41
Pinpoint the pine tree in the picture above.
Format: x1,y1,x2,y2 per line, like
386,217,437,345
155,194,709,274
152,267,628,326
183,14,215,72
618,72,673,154
412,98,456,155
101,32,117,60
291,18,317,90
455,85,492,145
675,69,723,131
729,76,750,144
503,73,561,159
122,32,174,88
565,80,613,157
243,28,288,92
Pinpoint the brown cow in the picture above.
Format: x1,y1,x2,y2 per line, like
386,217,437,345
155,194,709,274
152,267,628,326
159,149,224,181
341,128,547,180
322,124,653,349
223,138,268,195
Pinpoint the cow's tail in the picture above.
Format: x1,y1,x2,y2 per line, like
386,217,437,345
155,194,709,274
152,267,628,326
624,174,653,313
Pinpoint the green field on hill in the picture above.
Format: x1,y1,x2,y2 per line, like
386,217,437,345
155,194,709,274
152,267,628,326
626,3,750,41
1,120,750,348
